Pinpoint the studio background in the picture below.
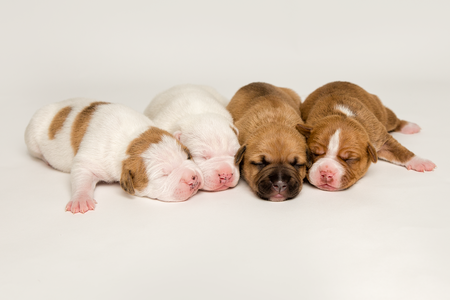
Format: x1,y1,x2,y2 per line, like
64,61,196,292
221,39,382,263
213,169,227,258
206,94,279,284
1,1,449,299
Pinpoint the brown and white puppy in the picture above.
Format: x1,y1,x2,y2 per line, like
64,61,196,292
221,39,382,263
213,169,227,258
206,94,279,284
297,81,436,191
227,82,311,202
25,98,203,214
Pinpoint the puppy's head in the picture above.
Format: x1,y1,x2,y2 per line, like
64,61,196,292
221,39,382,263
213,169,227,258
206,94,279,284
173,114,241,191
297,115,377,191
120,128,203,201
237,124,310,201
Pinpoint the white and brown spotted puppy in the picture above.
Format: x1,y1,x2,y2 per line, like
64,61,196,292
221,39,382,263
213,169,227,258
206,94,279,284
25,98,203,214
144,84,241,192
297,81,436,191
227,82,311,202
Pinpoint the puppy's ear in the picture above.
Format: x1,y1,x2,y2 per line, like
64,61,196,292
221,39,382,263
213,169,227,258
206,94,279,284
120,168,135,195
305,146,313,168
296,124,312,139
235,145,246,165
173,131,182,141
230,125,239,137
367,143,378,163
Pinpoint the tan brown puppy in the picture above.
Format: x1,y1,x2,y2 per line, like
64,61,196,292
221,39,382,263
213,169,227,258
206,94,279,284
227,82,311,201
297,81,436,191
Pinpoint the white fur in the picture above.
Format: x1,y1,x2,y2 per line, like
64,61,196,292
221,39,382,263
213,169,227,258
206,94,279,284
308,129,345,190
335,104,355,117
326,129,341,158
144,84,241,191
25,98,202,213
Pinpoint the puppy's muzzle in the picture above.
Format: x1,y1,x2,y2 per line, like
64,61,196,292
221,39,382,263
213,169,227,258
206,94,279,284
256,165,301,201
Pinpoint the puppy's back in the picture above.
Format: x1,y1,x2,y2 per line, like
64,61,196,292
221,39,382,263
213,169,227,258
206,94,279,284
301,81,387,123
25,99,154,174
25,98,98,171
227,82,301,123
145,84,231,132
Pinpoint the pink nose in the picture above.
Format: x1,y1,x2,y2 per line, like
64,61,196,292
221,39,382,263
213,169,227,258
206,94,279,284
181,172,199,190
320,169,335,183
272,180,287,193
216,163,233,184
218,172,233,184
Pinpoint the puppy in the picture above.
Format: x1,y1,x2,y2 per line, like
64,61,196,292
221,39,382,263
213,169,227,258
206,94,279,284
144,84,241,191
25,98,203,214
297,81,436,191
226,82,310,202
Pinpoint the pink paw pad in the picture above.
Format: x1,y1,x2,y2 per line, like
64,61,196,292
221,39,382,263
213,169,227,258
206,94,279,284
65,197,97,214
400,122,421,134
405,156,436,172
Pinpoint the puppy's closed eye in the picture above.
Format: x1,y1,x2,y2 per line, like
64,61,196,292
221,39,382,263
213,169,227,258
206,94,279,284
250,161,268,169
290,158,304,170
291,162,305,170
344,157,360,165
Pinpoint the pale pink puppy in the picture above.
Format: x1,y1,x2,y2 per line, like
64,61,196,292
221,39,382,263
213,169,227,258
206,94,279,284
25,98,203,214
144,84,241,191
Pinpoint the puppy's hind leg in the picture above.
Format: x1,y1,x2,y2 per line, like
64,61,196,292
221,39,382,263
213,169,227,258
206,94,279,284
377,135,436,172
66,164,99,214
384,106,421,134
395,120,421,134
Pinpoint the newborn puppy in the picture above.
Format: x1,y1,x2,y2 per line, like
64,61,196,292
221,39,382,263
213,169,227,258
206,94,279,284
227,82,310,202
144,84,241,191
297,81,436,191
25,98,203,214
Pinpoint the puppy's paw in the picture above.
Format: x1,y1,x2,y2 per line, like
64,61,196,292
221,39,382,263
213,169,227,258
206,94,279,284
65,197,97,214
400,122,421,134
405,156,436,172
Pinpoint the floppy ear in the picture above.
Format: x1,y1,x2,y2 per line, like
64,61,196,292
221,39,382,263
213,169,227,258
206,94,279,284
173,130,182,141
120,168,135,195
235,145,246,165
230,125,239,137
305,146,313,168
296,124,312,139
367,143,378,163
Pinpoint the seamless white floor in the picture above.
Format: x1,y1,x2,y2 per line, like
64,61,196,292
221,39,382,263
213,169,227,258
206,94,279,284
1,1,449,299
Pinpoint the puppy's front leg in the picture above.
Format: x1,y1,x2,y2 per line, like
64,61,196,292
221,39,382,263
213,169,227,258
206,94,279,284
377,135,436,172
66,164,99,214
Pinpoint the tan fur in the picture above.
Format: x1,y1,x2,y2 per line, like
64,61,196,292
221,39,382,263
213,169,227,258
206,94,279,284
120,127,189,195
71,102,109,154
301,82,409,141
48,106,72,140
300,81,417,190
227,82,309,200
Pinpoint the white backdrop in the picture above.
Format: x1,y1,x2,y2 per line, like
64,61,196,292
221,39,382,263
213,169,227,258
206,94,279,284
1,1,449,299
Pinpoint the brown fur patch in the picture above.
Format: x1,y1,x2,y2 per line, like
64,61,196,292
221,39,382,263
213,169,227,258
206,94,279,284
71,102,109,154
48,106,72,140
120,127,177,194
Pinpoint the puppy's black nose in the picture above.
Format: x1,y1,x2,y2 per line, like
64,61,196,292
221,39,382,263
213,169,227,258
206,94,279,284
272,180,287,193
